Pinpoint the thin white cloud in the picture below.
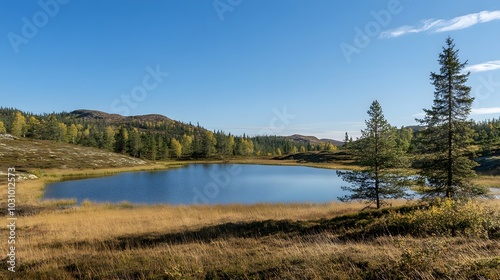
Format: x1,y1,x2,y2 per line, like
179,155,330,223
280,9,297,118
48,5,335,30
464,60,500,73
471,107,500,115
380,10,500,38
380,19,443,38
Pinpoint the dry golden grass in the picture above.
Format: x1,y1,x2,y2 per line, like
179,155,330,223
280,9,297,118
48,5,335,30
4,198,499,279
18,200,369,247
1,162,499,279
475,175,500,188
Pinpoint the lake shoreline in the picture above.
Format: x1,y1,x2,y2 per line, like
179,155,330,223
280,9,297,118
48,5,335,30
23,158,359,206
14,157,499,206
43,163,358,205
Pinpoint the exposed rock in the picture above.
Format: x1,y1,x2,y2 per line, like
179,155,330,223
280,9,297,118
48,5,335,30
0,170,38,181
0,134,17,140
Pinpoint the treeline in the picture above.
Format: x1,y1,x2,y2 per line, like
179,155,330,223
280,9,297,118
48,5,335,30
343,119,500,157
343,126,414,153
0,108,339,160
473,118,500,153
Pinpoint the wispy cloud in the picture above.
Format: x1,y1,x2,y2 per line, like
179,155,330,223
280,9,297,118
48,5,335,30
380,10,500,38
471,107,500,115
464,60,500,73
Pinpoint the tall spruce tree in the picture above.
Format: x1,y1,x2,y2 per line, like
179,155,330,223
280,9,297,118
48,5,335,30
343,132,350,149
417,37,486,199
114,127,129,154
337,101,408,209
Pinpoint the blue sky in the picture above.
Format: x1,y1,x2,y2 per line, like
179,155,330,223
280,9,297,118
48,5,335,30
1,0,500,140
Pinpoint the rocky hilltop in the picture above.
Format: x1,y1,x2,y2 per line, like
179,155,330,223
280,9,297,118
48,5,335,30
70,109,173,124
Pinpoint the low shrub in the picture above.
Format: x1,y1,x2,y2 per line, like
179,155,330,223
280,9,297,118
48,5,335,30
366,199,500,238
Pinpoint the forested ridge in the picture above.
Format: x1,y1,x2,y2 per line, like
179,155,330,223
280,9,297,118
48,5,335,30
0,108,340,160
1,107,499,164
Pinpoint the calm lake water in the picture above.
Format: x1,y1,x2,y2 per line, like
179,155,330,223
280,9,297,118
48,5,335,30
44,164,353,205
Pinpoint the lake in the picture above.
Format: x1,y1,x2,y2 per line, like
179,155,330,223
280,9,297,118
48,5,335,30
44,164,354,205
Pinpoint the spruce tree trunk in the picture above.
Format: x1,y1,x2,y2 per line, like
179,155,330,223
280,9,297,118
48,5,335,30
447,81,453,198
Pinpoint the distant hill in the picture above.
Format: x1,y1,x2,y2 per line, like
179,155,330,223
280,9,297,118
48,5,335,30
0,107,361,161
320,138,345,146
286,134,344,146
70,111,345,147
69,109,174,124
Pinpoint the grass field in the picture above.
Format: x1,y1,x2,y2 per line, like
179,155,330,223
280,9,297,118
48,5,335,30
2,190,499,279
0,138,499,279
0,165,499,279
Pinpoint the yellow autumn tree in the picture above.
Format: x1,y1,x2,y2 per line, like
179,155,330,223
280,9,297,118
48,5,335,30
0,120,6,134
171,138,182,158
11,112,27,137
67,124,78,144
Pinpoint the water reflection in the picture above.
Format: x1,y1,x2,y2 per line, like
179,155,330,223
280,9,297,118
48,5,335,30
44,164,352,205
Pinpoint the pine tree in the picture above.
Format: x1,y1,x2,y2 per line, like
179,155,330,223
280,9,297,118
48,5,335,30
27,116,42,139
417,37,485,199
114,127,129,154
150,136,157,161
337,101,408,209
103,126,116,151
225,134,235,156
44,115,61,140
343,132,350,149
157,135,170,160
129,128,142,157
396,126,413,152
